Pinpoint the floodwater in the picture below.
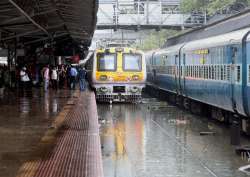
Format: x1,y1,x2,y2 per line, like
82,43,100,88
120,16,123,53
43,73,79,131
99,99,250,177
0,89,73,177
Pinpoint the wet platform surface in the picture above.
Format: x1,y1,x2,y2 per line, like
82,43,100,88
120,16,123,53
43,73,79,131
99,100,250,177
15,91,103,177
0,89,74,177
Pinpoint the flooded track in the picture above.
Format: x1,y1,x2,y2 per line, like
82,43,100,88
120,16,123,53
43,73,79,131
99,98,250,177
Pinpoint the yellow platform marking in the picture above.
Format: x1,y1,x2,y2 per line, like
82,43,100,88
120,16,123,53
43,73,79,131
16,91,80,177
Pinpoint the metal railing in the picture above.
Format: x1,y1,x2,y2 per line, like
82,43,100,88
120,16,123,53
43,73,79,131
97,0,206,29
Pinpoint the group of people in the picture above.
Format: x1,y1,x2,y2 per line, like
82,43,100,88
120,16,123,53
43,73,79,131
19,64,87,92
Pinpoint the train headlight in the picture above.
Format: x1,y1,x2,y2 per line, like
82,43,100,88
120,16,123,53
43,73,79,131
99,87,108,93
132,75,139,81
99,75,107,81
130,86,140,93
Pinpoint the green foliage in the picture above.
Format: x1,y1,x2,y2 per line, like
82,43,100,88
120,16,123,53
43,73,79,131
207,0,236,14
134,30,184,51
180,0,250,14
180,0,209,13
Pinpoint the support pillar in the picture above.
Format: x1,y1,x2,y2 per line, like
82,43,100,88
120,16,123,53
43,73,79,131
230,115,241,146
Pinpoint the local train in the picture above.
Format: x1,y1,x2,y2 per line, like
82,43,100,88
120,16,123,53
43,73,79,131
146,27,250,134
85,47,146,102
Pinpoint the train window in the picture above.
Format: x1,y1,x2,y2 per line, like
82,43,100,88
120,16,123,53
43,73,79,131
214,65,217,80
223,65,226,81
226,65,231,81
212,66,215,80
208,66,211,79
200,66,203,79
97,53,117,71
195,66,198,78
190,66,193,77
123,54,142,71
215,65,218,80
236,65,241,83
220,66,224,80
205,66,208,79
193,66,195,78
197,66,199,78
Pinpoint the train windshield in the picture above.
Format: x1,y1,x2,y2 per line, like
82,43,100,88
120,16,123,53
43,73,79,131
123,54,142,71
97,53,117,71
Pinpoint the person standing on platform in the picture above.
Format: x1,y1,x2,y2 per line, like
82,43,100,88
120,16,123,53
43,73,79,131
59,65,66,89
20,67,30,92
78,66,87,91
43,65,50,91
70,66,78,90
51,66,58,90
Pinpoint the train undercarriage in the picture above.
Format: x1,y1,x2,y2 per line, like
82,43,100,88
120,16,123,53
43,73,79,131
146,84,250,137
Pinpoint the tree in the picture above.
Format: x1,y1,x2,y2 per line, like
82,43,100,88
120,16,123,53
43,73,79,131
134,30,184,51
180,0,209,13
180,0,250,15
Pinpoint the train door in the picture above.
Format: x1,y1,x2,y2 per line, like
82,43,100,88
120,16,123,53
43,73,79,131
242,33,250,117
175,54,180,94
180,53,186,96
229,45,239,113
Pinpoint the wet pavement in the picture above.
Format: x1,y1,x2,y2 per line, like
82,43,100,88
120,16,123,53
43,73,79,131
99,99,250,177
0,89,74,177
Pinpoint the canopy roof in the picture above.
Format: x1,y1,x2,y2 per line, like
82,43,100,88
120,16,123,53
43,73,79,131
0,0,98,49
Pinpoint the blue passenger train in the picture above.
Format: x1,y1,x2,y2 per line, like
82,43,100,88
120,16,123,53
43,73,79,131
146,28,250,133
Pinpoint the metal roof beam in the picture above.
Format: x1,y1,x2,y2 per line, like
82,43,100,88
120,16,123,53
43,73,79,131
2,23,65,41
7,0,52,38
0,9,57,25
0,22,31,28
24,33,69,45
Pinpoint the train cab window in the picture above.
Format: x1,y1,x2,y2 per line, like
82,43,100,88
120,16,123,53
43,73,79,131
97,53,117,71
123,54,142,71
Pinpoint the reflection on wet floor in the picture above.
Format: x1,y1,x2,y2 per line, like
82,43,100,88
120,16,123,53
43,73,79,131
99,100,250,177
0,89,73,177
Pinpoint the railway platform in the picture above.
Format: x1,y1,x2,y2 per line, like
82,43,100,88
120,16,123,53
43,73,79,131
0,89,103,177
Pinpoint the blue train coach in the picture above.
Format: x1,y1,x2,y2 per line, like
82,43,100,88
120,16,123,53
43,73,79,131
146,28,250,133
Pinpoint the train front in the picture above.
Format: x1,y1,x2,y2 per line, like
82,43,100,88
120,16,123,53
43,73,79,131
92,47,146,102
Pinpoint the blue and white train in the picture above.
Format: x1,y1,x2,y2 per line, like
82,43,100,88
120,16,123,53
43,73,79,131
146,28,250,133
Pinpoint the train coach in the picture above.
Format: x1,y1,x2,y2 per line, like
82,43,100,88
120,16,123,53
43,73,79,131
146,28,250,134
85,47,146,102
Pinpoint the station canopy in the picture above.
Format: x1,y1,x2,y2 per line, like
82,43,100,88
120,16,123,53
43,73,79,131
0,0,98,50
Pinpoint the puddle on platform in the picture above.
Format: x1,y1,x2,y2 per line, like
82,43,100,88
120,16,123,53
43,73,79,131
98,102,250,177
0,89,73,177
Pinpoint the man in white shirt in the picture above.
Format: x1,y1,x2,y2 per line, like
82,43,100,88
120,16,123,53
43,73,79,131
43,65,50,91
20,67,30,92
51,66,58,90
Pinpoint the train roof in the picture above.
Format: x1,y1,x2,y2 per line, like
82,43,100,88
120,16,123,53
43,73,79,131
166,9,250,47
183,27,250,51
155,43,185,55
96,47,144,54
